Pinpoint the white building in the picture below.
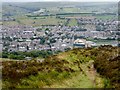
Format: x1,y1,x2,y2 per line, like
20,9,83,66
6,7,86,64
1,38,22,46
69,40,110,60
73,39,96,48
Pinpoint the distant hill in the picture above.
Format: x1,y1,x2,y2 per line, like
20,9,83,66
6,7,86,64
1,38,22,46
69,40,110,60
2,2,117,17
2,3,33,17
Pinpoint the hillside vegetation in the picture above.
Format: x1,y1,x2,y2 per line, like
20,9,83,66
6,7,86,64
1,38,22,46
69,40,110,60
2,45,120,89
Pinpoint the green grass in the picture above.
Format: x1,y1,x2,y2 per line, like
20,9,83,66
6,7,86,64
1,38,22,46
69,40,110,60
5,16,67,27
3,21,19,26
2,15,67,26
16,71,72,88
0,22,2,25
95,15,117,20
67,19,78,26
47,7,81,14
49,72,94,88
103,78,112,88
62,7,80,13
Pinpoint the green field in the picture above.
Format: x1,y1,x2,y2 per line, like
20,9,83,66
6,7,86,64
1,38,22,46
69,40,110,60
3,12,117,27
3,16,67,27
0,22,2,25
95,15,117,20
61,7,81,13
2,2,117,27
47,7,81,14
67,19,78,26
3,13,117,27
3,21,19,26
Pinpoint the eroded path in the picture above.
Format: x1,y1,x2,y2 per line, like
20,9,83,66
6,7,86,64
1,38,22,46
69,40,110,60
45,60,104,88
80,60,104,88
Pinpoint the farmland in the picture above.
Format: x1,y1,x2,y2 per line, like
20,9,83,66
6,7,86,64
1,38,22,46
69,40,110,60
18,16,67,26
2,13,117,27
2,2,117,27
3,16,67,27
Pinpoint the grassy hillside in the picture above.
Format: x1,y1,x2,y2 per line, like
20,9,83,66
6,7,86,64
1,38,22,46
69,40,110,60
2,3,32,17
2,45,120,89
2,2,117,27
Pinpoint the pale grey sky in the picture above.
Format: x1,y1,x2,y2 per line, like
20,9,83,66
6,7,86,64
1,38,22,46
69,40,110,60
2,0,119,2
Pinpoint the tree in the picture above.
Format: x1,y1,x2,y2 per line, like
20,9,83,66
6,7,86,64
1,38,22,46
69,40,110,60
40,37,45,45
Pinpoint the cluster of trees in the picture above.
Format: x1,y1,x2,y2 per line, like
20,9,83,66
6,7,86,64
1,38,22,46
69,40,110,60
2,50,54,60
2,49,63,60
